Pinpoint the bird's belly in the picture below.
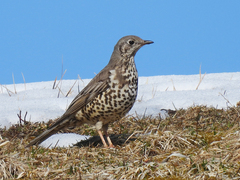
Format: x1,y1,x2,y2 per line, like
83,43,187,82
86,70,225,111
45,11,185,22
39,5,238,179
76,83,138,125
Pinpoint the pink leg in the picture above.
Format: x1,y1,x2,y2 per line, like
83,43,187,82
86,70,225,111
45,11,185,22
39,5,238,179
102,124,115,148
104,130,115,148
97,130,108,148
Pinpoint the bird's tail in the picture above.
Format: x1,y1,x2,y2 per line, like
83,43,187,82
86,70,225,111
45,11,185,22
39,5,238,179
26,118,70,147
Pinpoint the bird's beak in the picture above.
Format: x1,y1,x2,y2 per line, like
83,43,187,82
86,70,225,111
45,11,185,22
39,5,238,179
143,40,154,45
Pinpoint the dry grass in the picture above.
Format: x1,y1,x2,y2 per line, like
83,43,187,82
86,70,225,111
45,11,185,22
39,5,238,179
1,105,240,179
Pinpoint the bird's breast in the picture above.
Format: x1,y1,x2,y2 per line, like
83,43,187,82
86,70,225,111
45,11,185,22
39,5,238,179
76,58,139,125
75,56,139,127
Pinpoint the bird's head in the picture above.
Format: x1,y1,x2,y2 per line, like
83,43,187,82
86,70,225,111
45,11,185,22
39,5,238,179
115,35,154,58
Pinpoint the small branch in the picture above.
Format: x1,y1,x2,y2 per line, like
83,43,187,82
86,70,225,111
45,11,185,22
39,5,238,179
2,85,14,96
55,69,67,89
219,92,240,116
52,76,57,89
56,68,67,98
12,73,17,94
196,64,206,90
78,74,85,93
66,79,78,97
57,86,65,98
172,102,177,111
55,56,66,90
171,79,176,91
21,72,26,91
17,110,29,126
152,85,157,99
78,74,84,85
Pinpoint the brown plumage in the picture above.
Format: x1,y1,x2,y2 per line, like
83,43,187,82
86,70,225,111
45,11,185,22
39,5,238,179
26,35,153,148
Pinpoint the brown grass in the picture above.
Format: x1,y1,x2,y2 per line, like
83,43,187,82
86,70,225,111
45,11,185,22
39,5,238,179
1,105,240,179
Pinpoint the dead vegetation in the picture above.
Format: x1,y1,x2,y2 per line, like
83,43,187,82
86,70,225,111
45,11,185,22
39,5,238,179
1,105,240,179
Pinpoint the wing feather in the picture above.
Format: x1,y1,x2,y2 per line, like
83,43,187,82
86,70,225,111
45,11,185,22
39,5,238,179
48,70,110,129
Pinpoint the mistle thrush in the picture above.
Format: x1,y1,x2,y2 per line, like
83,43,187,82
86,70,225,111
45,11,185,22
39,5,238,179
26,35,153,148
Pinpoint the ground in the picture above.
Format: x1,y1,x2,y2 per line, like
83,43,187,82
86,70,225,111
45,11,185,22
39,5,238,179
1,105,240,179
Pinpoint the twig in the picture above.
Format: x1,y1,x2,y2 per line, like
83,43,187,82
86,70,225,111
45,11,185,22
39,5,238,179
152,85,157,98
53,139,60,149
196,65,206,90
17,110,28,126
2,85,14,96
65,79,78,97
55,69,67,90
57,68,67,98
55,56,66,90
12,73,17,94
57,86,65,98
52,76,57,89
78,74,84,84
21,72,26,91
124,131,142,145
172,102,177,111
171,79,176,91
219,92,240,116
78,74,84,93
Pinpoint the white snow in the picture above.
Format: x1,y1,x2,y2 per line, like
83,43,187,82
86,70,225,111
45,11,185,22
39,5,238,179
1,72,240,148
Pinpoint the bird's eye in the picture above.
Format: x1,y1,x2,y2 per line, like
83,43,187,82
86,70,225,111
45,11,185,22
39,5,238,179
128,40,134,45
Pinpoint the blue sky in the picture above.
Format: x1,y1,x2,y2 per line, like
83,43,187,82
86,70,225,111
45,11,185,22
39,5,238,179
1,1,240,85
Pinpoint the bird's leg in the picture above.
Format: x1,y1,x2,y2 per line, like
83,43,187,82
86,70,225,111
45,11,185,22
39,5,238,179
103,124,115,148
96,121,109,148
96,122,114,148
105,131,115,148
97,130,108,148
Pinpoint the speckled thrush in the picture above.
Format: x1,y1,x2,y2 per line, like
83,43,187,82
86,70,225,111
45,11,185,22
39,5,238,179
26,35,153,148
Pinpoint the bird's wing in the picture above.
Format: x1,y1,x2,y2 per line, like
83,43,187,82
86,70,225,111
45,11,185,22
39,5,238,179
66,80,108,115
48,68,110,129
26,76,110,147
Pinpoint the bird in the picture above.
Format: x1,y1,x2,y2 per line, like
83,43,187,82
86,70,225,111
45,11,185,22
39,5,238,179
26,35,153,148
